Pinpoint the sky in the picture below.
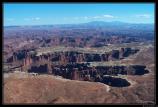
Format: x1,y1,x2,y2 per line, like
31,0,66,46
3,3,155,26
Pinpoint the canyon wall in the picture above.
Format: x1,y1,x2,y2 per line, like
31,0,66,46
6,47,139,73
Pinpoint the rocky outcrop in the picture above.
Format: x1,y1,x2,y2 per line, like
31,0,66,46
34,48,138,63
27,62,149,87
7,47,139,65
6,47,141,83
6,46,140,73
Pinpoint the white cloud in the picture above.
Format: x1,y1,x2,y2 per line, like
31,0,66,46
33,17,40,20
24,17,40,21
72,14,116,20
103,14,114,18
92,15,115,19
135,14,151,18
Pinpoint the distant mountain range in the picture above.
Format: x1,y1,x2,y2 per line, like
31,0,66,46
4,21,154,30
4,21,154,40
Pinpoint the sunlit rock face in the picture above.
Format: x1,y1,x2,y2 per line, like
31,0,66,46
7,47,139,64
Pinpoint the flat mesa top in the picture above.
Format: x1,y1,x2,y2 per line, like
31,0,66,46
89,61,135,66
36,46,116,56
35,42,148,56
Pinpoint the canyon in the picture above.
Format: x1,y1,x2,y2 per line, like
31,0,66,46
3,22,155,104
4,45,149,88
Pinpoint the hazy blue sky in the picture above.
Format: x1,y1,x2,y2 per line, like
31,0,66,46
3,3,155,26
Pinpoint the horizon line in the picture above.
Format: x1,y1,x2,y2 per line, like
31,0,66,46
4,21,154,27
